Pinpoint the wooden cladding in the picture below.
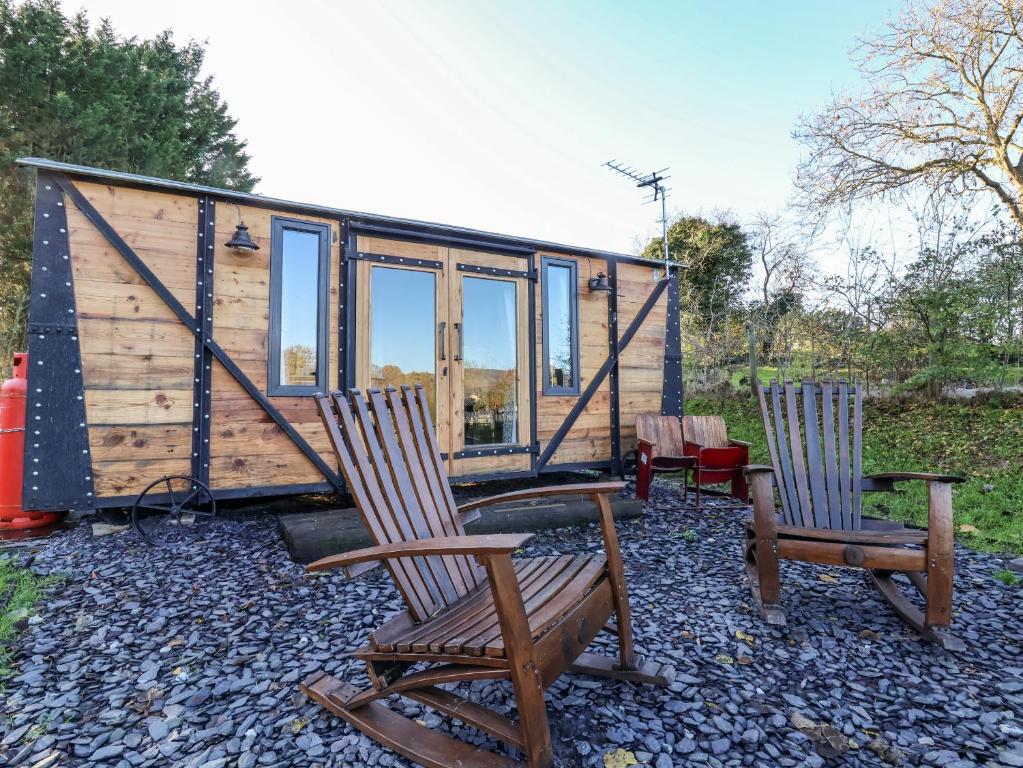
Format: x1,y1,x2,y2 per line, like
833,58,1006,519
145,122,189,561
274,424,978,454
53,174,671,504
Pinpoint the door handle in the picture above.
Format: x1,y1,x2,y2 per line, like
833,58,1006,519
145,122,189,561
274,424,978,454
454,322,463,361
439,321,447,361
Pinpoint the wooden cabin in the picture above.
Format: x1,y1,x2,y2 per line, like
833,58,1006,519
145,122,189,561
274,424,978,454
18,158,683,513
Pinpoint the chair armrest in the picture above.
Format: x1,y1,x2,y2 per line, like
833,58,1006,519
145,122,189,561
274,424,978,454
637,438,655,449
729,439,751,448
457,481,626,515
866,471,965,484
307,533,534,575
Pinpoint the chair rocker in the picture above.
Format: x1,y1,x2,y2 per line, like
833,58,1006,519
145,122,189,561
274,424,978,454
301,385,672,768
745,380,965,650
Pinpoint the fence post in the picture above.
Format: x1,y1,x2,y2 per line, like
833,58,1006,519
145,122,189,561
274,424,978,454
748,325,758,397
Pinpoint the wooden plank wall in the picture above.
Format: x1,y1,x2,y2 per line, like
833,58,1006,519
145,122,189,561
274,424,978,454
616,262,668,457
209,204,340,490
534,251,612,466
69,182,198,496
67,178,666,499
69,182,341,498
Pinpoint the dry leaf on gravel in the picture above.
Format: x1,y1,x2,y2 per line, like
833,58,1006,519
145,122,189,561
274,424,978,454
790,712,850,759
603,748,639,768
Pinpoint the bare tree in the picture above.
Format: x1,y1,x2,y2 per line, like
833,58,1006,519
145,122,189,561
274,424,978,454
745,211,821,390
795,0,1023,229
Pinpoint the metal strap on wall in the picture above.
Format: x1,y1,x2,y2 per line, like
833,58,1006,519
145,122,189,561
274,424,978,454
192,196,215,483
453,444,537,460
341,224,358,390
526,252,539,471
53,175,344,492
607,260,621,476
456,263,536,280
23,173,96,512
661,268,684,418
536,277,670,471
350,252,443,270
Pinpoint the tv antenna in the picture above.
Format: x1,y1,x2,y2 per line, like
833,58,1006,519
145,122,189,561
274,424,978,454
603,161,671,268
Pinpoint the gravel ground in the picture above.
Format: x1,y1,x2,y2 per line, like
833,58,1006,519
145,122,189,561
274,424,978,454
1,479,1022,768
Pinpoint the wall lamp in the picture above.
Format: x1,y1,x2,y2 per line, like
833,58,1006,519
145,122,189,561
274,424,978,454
587,272,611,292
225,203,259,251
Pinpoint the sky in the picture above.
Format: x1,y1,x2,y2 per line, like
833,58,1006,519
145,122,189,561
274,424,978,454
71,0,902,256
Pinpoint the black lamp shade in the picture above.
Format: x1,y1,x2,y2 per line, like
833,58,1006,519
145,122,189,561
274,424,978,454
588,272,611,292
226,223,259,251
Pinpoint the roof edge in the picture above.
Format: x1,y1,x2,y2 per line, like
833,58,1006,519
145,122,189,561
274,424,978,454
17,157,676,268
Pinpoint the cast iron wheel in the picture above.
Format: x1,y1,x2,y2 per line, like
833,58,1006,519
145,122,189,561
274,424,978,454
131,475,216,544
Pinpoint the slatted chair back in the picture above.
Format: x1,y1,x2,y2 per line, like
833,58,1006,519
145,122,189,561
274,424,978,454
315,384,485,622
635,414,684,458
757,380,863,531
682,415,729,448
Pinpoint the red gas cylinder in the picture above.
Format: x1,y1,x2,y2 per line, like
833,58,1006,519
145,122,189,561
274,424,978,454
0,353,60,530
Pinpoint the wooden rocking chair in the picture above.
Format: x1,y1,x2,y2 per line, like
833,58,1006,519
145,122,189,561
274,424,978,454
301,385,671,768
745,380,965,650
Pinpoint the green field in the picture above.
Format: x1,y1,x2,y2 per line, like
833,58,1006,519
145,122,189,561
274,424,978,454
727,365,1023,390
686,394,1023,555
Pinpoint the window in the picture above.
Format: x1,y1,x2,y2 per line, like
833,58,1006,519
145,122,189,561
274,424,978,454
269,217,330,395
541,256,580,395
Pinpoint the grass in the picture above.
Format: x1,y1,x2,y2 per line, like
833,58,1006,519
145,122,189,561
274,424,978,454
994,569,1021,586
0,554,49,678
686,394,1023,556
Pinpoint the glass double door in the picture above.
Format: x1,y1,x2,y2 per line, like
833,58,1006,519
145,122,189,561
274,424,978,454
356,246,531,477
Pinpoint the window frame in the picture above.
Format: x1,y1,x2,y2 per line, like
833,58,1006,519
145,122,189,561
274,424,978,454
268,216,331,396
540,256,581,396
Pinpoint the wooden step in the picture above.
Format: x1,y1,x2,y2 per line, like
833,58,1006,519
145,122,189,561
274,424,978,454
301,672,522,768
280,495,643,564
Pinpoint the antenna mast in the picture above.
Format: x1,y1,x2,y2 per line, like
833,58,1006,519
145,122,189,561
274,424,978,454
603,160,671,268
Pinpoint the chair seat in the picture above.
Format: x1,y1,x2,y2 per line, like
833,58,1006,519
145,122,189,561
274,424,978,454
744,516,928,546
373,554,608,659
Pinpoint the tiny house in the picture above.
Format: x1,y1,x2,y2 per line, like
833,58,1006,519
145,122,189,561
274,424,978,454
17,158,683,513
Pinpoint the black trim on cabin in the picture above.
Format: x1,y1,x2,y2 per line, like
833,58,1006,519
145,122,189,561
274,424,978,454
337,218,350,391
52,175,344,492
453,444,537,460
342,223,358,390
540,256,582,396
607,260,622,477
268,217,332,397
526,252,539,473
351,252,444,270
22,173,96,512
192,196,216,484
661,267,684,418
536,277,670,471
456,263,536,280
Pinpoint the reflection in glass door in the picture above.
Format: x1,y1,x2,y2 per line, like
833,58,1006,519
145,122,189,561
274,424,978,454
460,276,518,446
368,266,438,417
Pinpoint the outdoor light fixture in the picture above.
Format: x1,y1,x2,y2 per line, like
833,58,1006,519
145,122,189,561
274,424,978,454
225,204,259,251
588,272,611,292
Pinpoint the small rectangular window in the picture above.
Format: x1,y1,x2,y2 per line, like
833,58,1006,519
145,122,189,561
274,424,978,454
541,256,580,395
269,217,330,395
